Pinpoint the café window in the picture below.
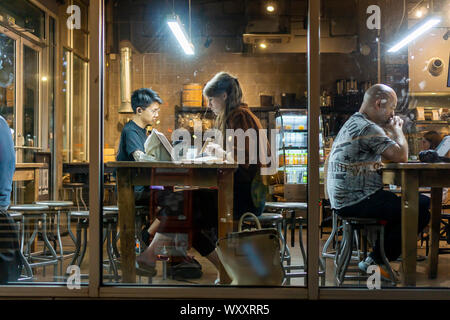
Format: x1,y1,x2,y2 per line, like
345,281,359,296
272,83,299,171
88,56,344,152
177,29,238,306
104,0,309,287
319,0,450,289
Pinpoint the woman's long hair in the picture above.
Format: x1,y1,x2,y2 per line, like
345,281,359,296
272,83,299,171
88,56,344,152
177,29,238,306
203,72,243,132
424,131,443,149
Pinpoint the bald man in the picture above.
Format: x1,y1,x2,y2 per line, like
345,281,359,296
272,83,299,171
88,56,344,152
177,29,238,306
326,84,430,280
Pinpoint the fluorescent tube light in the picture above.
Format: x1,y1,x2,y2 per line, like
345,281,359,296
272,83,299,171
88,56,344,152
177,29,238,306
167,15,195,55
387,17,441,53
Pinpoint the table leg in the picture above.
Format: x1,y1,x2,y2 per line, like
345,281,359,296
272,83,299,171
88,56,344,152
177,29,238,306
217,169,234,238
117,168,136,283
401,171,419,286
217,169,234,284
429,188,442,279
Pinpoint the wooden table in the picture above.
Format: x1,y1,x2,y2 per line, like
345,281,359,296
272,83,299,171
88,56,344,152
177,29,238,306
13,163,46,203
382,162,450,286
106,161,238,283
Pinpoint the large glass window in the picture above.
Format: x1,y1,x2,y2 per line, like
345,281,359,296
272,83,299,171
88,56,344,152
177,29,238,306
319,0,450,289
103,0,309,287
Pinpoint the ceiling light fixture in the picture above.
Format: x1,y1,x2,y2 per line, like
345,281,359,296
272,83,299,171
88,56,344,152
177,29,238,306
266,5,275,12
415,9,423,18
387,17,441,53
167,14,195,55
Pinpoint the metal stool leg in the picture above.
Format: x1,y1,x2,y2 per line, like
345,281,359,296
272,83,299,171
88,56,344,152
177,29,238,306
78,187,87,211
298,224,307,270
78,225,88,266
56,211,64,275
70,219,82,266
40,214,59,280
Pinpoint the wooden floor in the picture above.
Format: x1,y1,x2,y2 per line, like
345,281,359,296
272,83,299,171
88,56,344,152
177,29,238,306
26,223,450,288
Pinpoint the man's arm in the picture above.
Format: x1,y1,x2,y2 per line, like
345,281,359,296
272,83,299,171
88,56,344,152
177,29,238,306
382,116,408,163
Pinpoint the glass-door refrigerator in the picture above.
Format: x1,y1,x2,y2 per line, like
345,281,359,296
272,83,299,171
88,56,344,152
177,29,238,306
272,109,325,200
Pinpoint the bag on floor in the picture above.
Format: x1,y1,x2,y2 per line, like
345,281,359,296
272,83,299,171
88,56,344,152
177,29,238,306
216,212,284,285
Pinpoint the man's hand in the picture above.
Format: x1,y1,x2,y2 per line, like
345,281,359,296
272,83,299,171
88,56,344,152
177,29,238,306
381,116,408,163
384,116,404,134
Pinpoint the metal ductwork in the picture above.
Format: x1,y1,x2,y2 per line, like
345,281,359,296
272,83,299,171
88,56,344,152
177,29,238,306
118,47,134,114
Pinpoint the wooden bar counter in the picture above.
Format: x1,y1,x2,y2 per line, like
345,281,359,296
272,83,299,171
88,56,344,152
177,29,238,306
13,163,46,203
382,162,450,286
106,161,238,283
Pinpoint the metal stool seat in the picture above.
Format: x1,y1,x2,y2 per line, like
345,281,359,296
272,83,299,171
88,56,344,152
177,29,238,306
8,204,58,279
9,204,49,211
265,202,308,211
103,205,118,212
35,200,74,207
334,215,398,286
245,213,283,224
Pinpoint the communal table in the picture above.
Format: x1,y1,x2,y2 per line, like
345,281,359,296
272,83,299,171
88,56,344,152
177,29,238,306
382,162,450,286
106,161,238,283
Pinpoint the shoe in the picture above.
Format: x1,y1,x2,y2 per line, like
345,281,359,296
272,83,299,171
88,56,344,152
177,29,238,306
168,256,203,280
358,256,374,273
135,259,157,277
358,256,398,283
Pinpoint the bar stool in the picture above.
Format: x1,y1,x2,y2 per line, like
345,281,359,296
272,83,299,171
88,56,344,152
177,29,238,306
264,202,326,285
62,183,87,211
334,216,398,286
322,210,361,263
68,210,123,282
34,200,76,275
8,212,33,281
8,204,58,279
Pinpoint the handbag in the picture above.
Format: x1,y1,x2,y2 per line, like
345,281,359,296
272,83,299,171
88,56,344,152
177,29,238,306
216,212,284,285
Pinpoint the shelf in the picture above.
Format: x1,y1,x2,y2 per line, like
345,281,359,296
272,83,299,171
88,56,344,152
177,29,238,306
278,165,307,169
277,108,307,112
415,120,449,125
278,146,307,150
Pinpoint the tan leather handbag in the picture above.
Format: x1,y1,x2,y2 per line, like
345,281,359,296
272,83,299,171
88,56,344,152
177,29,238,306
216,212,285,286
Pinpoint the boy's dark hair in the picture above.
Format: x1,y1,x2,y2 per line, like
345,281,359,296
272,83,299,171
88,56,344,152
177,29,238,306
131,88,163,113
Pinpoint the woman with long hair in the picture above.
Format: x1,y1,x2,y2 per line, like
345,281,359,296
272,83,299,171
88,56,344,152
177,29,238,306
187,72,272,282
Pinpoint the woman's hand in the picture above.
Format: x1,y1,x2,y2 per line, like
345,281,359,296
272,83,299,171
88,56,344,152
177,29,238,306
205,143,226,158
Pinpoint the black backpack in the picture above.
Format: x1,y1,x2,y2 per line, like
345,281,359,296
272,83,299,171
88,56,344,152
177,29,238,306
0,211,23,284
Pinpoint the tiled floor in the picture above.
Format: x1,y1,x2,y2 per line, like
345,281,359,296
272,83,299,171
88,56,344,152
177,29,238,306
25,224,450,288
